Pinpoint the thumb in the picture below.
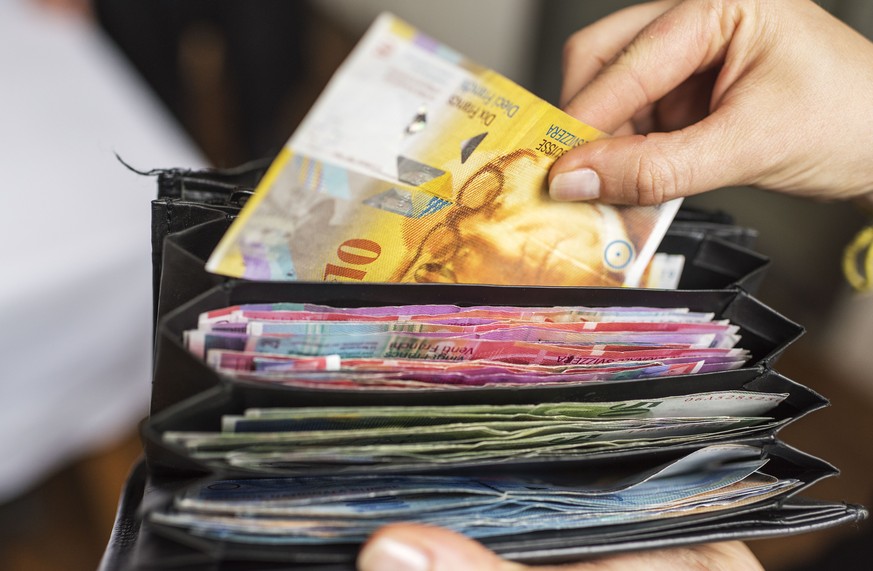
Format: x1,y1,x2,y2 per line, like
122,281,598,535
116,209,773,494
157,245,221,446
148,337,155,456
548,124,743,205
357,523,524,571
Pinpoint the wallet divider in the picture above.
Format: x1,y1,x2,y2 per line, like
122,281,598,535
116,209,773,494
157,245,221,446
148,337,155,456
155,218,232,328
151,282,804,415
135,439,844,566
659,229,769,292
493,499,868,565
151,201,235,328
152,218,772,329
142,366,823,479
138,500,867,569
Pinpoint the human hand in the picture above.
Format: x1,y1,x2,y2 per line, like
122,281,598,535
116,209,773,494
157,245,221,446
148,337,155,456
357,523,763,571
549,0,873,206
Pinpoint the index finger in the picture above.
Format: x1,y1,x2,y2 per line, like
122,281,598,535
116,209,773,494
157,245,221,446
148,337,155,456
563,0,734,133
560,0,678,107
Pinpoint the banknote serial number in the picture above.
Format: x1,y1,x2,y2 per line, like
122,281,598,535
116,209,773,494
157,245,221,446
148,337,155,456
535,138,567,158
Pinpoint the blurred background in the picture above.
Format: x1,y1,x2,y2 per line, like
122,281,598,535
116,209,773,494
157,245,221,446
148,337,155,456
2,0,871,569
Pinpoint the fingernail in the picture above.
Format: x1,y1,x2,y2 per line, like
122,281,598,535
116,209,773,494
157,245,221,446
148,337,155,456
358,537,430,571
550,169,601,201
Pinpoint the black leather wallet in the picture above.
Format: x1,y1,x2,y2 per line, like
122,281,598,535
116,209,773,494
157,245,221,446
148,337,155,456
97,164,867,571
122,280,865,569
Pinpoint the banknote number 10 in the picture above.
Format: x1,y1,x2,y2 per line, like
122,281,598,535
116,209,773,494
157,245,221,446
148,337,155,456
323,239,382,281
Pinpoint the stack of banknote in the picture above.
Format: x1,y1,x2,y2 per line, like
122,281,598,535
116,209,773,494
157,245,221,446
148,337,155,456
149,444,800,544
161,395,786,472
155,296,800,543
184,302,750,390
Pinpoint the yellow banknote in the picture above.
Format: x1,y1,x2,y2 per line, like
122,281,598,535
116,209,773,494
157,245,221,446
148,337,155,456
206,13,681,286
